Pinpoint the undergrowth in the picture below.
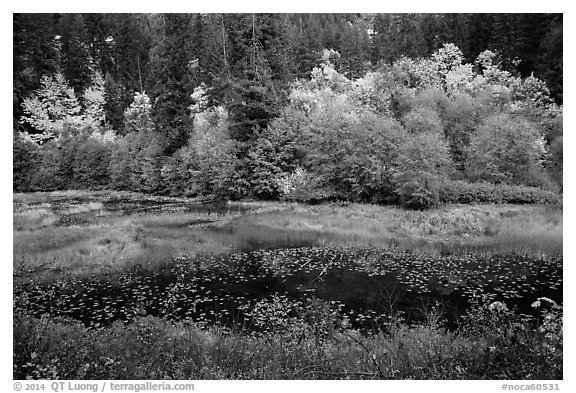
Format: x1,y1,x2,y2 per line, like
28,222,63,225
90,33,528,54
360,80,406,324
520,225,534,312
14,300,562,380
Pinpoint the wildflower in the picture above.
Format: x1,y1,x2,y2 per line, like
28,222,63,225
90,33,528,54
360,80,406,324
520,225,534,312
488,301,508,312
531,297,558,309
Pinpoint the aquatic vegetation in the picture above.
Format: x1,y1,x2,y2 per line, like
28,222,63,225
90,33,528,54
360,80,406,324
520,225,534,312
14,247,562,332
13,191,563,379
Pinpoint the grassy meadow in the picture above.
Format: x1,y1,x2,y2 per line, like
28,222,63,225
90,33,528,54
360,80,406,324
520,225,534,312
13,191,563,379
14,191,562,281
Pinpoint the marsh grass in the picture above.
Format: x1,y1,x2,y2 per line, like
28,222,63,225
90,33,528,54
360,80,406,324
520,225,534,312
13,207,59,230
13,199,326,281
14,300,562,380
14,192,562,283
241,203,563,256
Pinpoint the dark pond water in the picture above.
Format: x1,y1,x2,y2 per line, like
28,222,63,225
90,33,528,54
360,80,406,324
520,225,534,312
14,195,563,331
14,246,562,331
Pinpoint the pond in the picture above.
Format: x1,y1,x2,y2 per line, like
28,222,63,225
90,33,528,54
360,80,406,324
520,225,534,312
13,193,563,332
14,245,562,331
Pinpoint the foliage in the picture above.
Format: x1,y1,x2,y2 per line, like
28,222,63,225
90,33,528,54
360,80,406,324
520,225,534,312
28,128,82,191
20,73,84,143
82,72,106,129
465,114,547,186
274,168,331,204
108,92,165,193
108,130,164,193
58,14,94,94
401,107,444,135
13,132,40,192
123,91,154,134
439,180,561,205
150,14,195,153
13,17,562,209
459,300,562,379
20,71,111,145
243,109,307,199
14,299,562,379
393,133,452,209
13,14,59,122
432,43,466,80
278,62,412,203
435,91,487,169
14,14,563,125
185,105,238,198
546,137,562,191
73,130,115,188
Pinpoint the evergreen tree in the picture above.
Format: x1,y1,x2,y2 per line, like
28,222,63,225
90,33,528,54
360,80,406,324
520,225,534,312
13,14,59,126
103,72,125,131
285,14,323,78
58,14,94,94
150,13,196,153
225,14,280,143
537,14,563,102
111,14,151,95
462,14,494,62
83,13,115,77
338,14,371,78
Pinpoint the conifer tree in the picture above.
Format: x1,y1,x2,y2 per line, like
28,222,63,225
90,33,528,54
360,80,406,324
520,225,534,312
13,14,59,125
58,14,94,94
150,13,196,153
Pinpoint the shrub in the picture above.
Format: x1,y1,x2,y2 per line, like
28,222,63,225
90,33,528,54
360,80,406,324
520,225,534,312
108,136,133,190
304,110,408,203
73,131,115,189
401,107,444,135
465,114,547,186
186,106,238,199
245,111,308,200
159,152,193,197
439,180,561,205
459,300,562,379
393,133,453,209
108,129,166,193
275,168,336,204
29,129,85,191
546,136,563,191
14,300,562,380
13,132,40,192
133,142,165,194
437,92,487,170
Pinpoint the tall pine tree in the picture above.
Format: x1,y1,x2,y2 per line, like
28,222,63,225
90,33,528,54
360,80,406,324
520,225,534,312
150,13,196,153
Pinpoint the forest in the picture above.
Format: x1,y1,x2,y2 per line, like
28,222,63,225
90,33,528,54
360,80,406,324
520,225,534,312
13,13,563,208
13,14,564,380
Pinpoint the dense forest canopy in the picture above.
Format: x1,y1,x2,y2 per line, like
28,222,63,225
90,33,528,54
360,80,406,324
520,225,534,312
13,13,563,208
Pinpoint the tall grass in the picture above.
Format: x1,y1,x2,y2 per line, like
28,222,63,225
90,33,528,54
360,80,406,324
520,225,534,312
14,192,562,283
241,203,563,256
14,300,562,380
